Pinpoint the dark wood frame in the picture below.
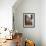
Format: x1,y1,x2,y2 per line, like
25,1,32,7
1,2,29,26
23,13,35,28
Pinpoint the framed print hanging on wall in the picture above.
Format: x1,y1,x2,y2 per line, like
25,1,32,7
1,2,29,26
23,13,35,28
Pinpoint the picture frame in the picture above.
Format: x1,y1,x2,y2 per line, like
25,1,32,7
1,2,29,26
13,13,15,31
23,13,35,28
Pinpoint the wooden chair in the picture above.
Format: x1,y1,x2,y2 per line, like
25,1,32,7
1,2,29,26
15,33,23,46
25,40,35,46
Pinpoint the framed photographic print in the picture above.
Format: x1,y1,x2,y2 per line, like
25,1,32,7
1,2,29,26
23,13,35,28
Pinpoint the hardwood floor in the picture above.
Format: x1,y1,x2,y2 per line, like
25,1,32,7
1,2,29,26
0,39,16,46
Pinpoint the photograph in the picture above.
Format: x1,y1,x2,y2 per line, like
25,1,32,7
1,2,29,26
23,13,35,28
0,0,45,46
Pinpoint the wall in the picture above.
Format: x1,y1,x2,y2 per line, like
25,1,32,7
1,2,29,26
40,0,46,46
0,0,17,38
13,0,41,46
0,0,16,30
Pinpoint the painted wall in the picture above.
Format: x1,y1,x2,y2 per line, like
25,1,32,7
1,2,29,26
40,0,46,46
0,0,16,30
0,0,17,39
13,0,41,46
